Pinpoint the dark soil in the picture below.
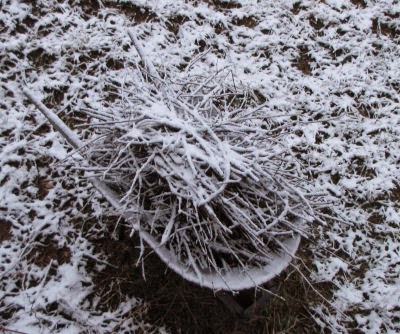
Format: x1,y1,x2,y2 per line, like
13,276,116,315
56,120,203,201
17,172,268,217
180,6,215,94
293,45,313,75
0,219,12,243
28,236,71,269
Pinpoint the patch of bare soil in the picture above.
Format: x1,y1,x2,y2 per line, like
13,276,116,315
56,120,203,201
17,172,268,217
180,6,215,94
166,14,190,35
350,0,367,8
372,18,399,39
103,1,158,24
203,0,242,10
231,16,258,28
293,45,313,75
0,219,12,243
28,236,71,269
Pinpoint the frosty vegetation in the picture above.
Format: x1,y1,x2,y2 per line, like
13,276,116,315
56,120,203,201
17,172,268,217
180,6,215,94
1,0,399,333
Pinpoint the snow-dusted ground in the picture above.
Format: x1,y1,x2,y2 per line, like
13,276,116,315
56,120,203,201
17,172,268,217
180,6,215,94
1,0,399,333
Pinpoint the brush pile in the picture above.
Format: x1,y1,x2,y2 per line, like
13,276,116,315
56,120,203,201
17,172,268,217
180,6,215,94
76,37,319,286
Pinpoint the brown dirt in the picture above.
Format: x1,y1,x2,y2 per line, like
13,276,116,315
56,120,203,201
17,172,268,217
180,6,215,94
203,0,242,10
372,18,399,39
308,15,325,31
291,2,307,15
232,16,258,29
103,1,158,24
390,182,400,202
28,236,71,268
26,47,57,68
350,0,366,8
166,14,190,35
293,45,313,75
0,219,12,243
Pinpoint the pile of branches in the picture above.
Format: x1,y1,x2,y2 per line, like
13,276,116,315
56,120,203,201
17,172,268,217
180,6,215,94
77,37,320,280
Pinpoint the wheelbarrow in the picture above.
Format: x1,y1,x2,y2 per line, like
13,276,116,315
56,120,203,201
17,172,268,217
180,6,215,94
22,34,302,309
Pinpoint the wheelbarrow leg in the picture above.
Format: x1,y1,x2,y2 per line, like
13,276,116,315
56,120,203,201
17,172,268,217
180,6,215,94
216,284,276,317
216,291,244,315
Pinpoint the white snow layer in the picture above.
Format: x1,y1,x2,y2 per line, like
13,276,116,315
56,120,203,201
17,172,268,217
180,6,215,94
0,0,399,333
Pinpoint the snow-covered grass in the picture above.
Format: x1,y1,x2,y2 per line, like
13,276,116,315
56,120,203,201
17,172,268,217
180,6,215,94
1,0,399,333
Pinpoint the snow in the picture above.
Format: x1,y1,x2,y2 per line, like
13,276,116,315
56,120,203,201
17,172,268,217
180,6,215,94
1,0,399,333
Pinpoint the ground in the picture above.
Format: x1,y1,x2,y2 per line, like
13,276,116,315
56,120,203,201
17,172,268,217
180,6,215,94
0,0,399,333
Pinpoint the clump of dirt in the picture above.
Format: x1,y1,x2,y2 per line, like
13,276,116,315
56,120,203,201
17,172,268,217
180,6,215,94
166,14,190,35
204,0,242,10
42,86,68,109
308,15,325,31
29,236,71,268
106,57,125,70
291,2,308,15
372,18,399,39
103,1,158,24
26,47,57,68
0,219,12,243
35,177,55,200
350,0,367,8
293,45,313,75
231,16,258,28
390,182,400,202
